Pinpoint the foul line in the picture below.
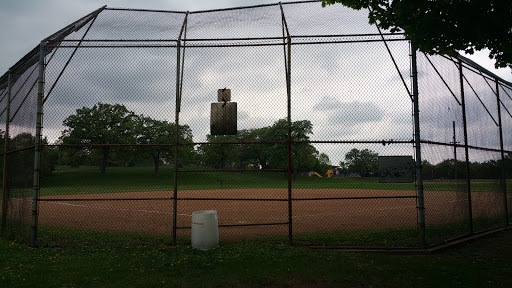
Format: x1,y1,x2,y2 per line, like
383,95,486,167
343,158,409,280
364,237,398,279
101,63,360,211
46,201,192,217
38,195,509,221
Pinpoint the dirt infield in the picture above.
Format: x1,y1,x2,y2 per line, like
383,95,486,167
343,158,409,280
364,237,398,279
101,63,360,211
35,189,507,239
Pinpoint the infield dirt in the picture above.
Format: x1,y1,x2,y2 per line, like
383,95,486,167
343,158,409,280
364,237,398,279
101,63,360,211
32,189,507,239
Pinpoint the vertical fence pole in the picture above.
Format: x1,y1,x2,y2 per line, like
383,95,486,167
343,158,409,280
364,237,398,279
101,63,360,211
279,3,293,245
172,41,181,245
411,42,426,247
286,36,293,246
495,79,509,226
458,59,473,233
31,41,46,247
1,70,12,234
453,121,458,180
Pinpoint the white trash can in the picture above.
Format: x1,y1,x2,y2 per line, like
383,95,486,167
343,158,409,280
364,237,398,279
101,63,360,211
191,210,219,250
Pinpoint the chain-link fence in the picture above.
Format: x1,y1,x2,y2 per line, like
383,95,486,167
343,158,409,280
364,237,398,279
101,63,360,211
1,1,510,249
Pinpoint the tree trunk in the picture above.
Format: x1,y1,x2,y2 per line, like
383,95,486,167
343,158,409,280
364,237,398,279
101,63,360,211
153,152,160,177
220,147,226,169
100,146,110,176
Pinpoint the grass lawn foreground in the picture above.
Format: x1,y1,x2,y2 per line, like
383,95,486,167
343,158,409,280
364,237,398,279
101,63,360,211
1,229,511,288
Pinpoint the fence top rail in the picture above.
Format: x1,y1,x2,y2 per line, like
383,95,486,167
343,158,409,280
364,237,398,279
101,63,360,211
46,32,405,43
105,0,318,14
458,54,512,87
104,7,186,14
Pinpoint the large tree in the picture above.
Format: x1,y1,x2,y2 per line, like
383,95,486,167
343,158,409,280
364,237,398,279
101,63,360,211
199,119,321,173
344,148,379,175
198,134,238,169
253,119,319,172
322,0,512,68
236,129,261,169
60,103,137,175
136,116,193,176
316,152,332,174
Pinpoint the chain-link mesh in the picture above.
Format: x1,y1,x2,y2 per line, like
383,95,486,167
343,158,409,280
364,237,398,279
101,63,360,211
498,84,512,222
68,9,186,41
0,60,39,244
0,1,510,248
416,53,469,244
461,67,507,232
0,85,6,238
417,52,511,245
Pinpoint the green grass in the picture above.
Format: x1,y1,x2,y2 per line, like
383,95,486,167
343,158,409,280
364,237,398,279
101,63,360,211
40,166,509,196
31,219,503,249
33,224,420,248
41,166,414,196
35,225,177,248
1,229,511,288
426,221,472,245
294,226,420,247
30,218,505,249
473,215,509,233
33,225,293,249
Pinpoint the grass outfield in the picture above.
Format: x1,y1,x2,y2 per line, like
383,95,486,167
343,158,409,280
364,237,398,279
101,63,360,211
39,166,509,196
1,229,511,288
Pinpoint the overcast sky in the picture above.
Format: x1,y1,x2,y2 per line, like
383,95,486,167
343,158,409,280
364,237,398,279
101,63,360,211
1,0,510,82
0,0,288,74
0,0,510,165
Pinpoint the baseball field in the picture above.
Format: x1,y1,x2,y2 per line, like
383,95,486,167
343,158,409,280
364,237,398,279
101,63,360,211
3,166,509,247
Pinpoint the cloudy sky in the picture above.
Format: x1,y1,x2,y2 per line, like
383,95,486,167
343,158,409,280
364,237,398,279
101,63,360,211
0,0,510,165
1,0,510,81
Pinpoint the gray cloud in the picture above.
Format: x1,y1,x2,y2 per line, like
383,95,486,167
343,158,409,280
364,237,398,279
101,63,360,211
323,101,384,126
237,110,249,121
312,96,341,111
0,0,297,74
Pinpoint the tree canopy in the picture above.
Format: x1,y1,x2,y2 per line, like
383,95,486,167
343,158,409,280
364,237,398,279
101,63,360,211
322,0,512,68
59,103,195,176
421,154,512,179
342,148,379,175
198,119,330,174
60,103,137,175
136,116,194,176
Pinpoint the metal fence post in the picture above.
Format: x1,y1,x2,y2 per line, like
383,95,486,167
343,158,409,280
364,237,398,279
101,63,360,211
31,41,46,247
411,41,426,247
495,79,509,226
279,2,292,246
1,69,12,234
172,40,181,246
458,59,473,234
286,35,293,246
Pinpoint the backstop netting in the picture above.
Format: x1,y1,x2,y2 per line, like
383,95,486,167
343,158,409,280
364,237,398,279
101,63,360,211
0,1,510,248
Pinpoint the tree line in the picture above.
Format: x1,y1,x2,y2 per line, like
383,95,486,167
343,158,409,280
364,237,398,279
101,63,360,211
337,149,512,179
51,103,332,176
199,119,330,174
422,157,512,180
1,102,510,180
57,103,193,176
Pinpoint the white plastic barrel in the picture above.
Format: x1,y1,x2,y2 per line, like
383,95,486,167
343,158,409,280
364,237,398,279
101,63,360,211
191,210,219,250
